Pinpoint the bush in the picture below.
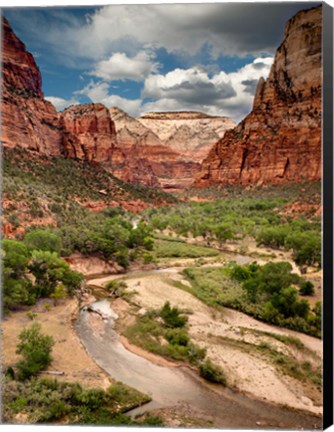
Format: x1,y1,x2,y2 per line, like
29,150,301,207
160,301,188,328
165,328,190,346
299,281,315,296
199,358,227,385
16,323,54,380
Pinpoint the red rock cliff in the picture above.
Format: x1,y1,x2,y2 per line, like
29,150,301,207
1,17,62,155
60,104,161,188
194,6,322,187
59,103,123,164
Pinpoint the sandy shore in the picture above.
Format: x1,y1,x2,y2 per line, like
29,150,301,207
2,297,110,389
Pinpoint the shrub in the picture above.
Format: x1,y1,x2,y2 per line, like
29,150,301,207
105,280,128,297
165,328,190,346
199,358,227,385
16,323,54,380
160,301,188,328
299,281,315,296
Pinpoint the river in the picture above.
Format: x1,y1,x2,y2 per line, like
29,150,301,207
75,265,322,429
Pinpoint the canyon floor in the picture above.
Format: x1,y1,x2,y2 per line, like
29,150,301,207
2,241,322,428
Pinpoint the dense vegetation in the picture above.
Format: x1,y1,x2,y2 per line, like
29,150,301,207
4,147,175,206
182,262,320,337
3,376,159,425
142,195,321,268
3,147,176,235
183,181,321,205
2,235,83,312
54,213,155,265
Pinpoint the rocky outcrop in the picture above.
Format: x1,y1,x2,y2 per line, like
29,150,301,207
194,6,322,187
1,18,63,155
59,103,123,164
110,107,235,190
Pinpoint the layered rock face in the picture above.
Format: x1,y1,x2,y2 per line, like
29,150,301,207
60,105,160,188
138,111,236,163
110,108,235,190
110,107,197,190
60,104,122,164
194,6,322,187
1,18,62,155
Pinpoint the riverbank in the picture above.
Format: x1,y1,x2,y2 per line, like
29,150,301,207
2,296,111,390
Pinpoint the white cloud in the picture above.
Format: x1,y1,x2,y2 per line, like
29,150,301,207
45,96,78,111
142,67,235,103
141,57,273,121
75,81,142,117
90,51,159,82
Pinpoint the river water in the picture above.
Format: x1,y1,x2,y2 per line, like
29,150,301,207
75,296,321,429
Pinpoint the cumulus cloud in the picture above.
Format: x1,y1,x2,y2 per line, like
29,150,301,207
75,81,142,117
45,96,78,111
90,51,159,81
142,67,236,104
141,57,273,121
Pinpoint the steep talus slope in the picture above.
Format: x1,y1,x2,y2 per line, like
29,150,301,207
1,18,62,155
194,6,321,187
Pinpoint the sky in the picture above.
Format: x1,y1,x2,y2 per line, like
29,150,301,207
3,2,320,122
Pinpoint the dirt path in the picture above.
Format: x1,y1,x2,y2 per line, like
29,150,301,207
93,268,322,416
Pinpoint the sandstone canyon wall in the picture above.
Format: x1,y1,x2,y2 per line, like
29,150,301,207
194,6,322,187
110,108,235,190
59,103,122,164
1,18,63,156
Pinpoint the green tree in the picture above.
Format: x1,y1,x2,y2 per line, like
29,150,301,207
257,225,290,249
3,277,32,310
16,323,54,380
214,222,234,245
29,250,82,297
2,239,30,277
24,229,62,254
2,240,33,310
